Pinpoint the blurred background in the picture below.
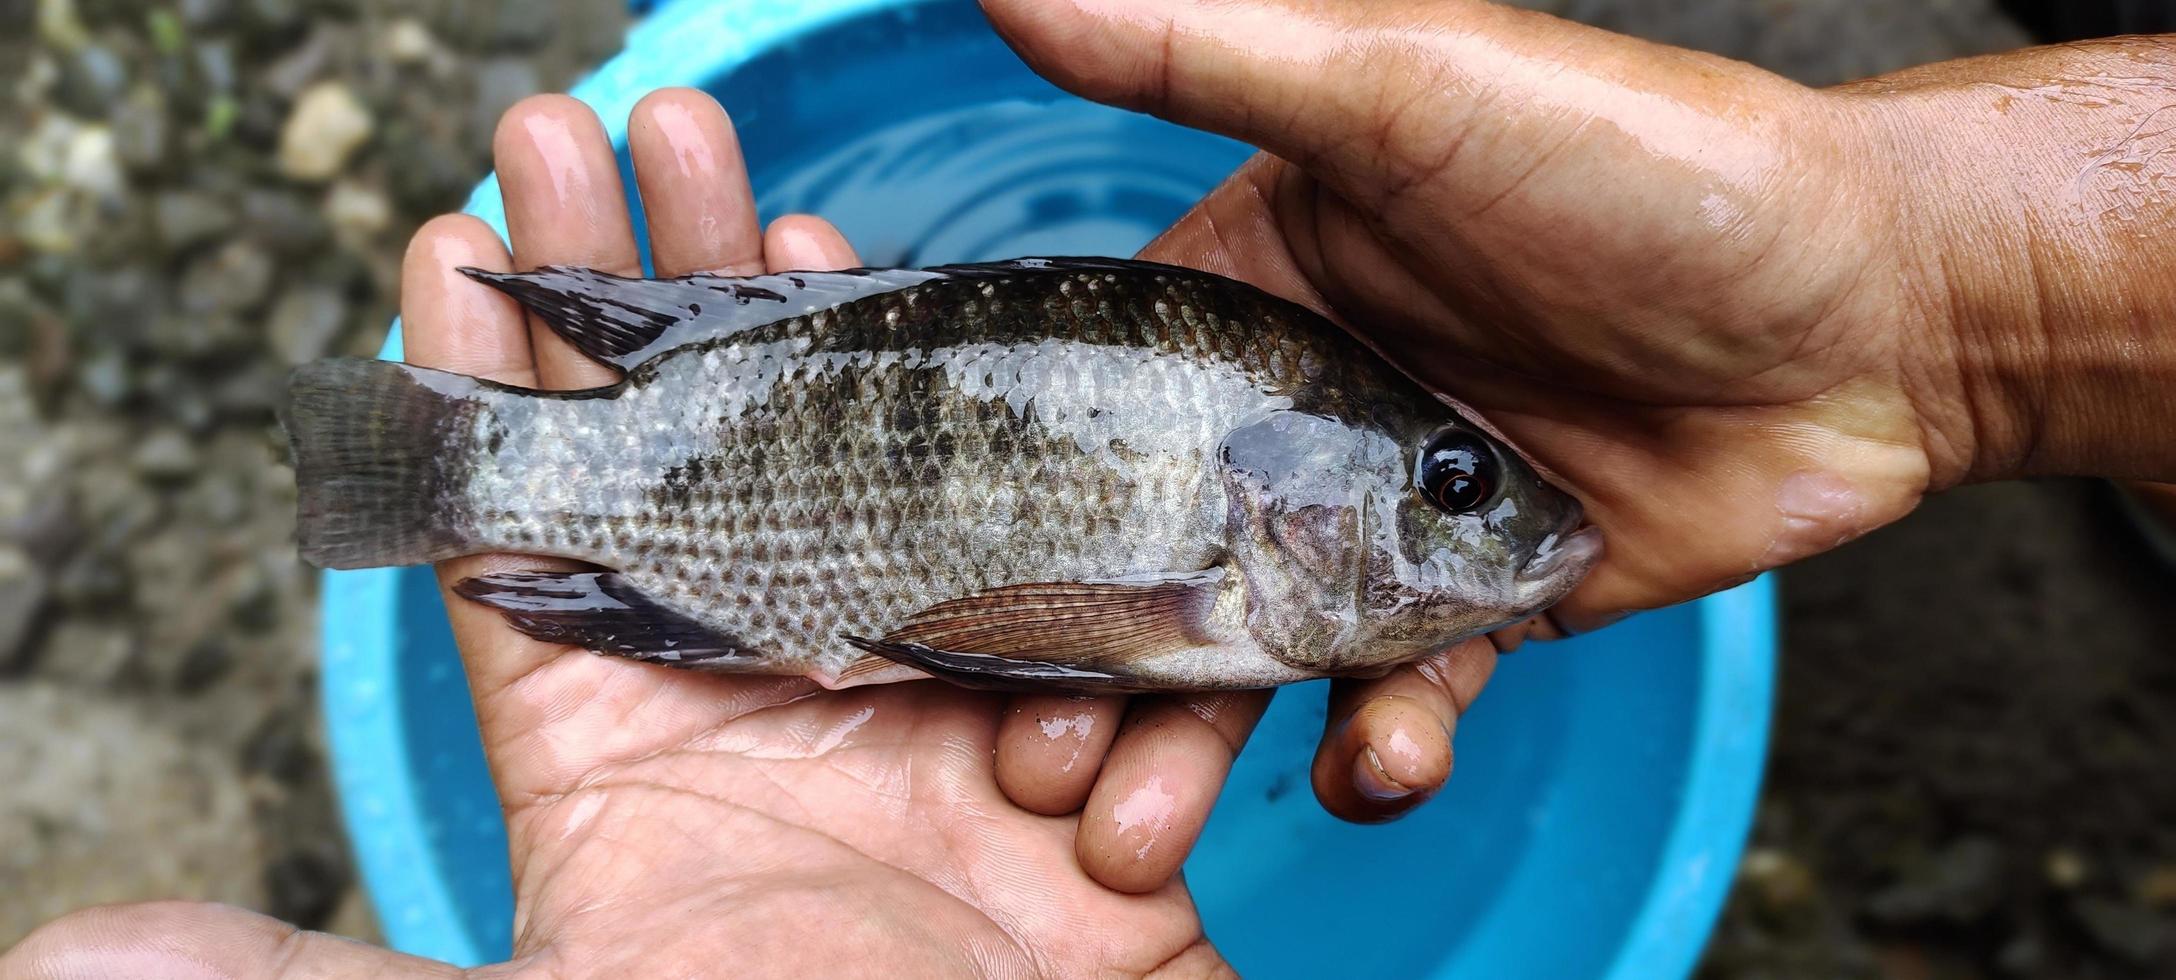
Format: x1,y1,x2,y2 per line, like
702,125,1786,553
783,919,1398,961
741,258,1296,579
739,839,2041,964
1,1,2171,977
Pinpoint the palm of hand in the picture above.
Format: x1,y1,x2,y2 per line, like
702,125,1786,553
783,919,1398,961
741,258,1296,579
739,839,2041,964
481,655,1206,977
392,92,1222,976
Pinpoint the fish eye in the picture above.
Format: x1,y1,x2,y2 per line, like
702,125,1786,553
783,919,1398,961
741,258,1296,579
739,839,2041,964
1415,429,1499,515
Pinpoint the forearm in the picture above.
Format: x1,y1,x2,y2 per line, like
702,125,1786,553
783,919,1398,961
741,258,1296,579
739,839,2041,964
1851,36,2176,485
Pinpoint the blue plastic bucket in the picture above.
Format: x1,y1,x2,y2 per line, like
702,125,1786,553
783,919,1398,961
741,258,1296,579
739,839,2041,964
320,1,1776,976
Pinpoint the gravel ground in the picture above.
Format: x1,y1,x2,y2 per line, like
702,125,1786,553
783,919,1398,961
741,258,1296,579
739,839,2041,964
1706,480,2176,979
3,0,2170,975
0,0,623,945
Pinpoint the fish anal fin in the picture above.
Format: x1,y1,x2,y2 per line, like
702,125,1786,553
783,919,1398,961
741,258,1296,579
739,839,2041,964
452,570,752,666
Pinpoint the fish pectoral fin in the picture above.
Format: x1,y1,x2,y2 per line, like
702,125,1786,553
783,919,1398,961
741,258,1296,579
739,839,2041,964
452,570,752,666
839,571,1225,692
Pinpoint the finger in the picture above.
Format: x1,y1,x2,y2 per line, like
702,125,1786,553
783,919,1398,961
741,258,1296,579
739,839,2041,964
1486,610,1583,651
978,0,1508,195
453,95,754,812
1136,155,1325,305
1075,692,1269,893
628,88,766,278
981,0,1783,214
1043,162,1325,874
493,94,639,390
1310,638,1495,823
400,215,588,701
765,214,862,271
402,213,530,386
0,901,457,979
994,695,1128,815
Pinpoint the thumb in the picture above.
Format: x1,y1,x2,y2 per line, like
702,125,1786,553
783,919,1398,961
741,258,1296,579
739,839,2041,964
0,902,465,979
981,0,1441,184
980,0,1797,209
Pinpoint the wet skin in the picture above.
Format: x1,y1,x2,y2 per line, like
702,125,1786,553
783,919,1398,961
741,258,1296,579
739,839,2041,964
11,2,2176,976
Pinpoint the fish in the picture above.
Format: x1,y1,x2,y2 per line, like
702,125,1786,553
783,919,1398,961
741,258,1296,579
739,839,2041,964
281,257,1601,693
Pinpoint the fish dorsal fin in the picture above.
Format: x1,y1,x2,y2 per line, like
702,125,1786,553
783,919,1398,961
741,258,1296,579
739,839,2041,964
458,258,1213,372
460,265,945,371
918,256,1203,279
839,569,1226,692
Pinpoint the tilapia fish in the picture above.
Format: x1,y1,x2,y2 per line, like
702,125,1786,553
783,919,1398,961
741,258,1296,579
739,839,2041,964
284,257,1600,692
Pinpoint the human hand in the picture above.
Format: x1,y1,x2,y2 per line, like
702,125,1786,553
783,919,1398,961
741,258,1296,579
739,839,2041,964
0,91,1234,978
977,0,2176,857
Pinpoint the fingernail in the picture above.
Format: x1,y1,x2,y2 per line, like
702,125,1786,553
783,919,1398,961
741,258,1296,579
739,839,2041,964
1353,745,1415,803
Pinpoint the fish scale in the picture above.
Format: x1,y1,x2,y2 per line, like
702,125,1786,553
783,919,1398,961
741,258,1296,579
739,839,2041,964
468,288,1256,676
284,258,1596,692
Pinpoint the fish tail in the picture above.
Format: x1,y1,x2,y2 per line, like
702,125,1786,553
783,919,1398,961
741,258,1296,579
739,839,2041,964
282,358,492,569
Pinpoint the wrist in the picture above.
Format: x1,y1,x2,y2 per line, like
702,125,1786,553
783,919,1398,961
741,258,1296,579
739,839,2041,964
1848,41,2176,486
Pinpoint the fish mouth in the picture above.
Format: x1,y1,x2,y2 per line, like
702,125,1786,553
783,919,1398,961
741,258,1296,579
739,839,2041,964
1515,525,1605,588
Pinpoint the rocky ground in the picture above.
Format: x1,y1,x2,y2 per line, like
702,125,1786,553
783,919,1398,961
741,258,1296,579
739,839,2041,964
0,0,623,946
2,0,2171,976
1704,480,2176,979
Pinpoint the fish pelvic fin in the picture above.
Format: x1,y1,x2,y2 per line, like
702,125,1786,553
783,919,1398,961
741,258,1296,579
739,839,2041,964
840,637,1135,693
840,571,1227,693
283,358,493,569
453,570,757,666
